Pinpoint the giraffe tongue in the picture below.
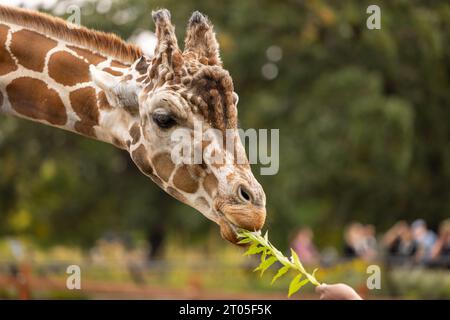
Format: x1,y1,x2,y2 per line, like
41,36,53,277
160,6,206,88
219,219,239,244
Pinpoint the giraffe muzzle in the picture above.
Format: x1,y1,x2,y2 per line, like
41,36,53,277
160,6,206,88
216,202,266,244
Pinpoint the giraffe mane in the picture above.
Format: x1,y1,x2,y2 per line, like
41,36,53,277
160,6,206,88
0,4,142,64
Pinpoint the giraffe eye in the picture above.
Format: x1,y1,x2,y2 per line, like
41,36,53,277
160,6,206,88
152,111,177,129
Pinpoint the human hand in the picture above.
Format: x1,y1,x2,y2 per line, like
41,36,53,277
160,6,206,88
315,283,362,300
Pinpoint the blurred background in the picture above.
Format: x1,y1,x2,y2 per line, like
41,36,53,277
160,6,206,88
0,0,449,299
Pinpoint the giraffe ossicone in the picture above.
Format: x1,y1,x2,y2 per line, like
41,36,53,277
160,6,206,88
0,5,266,244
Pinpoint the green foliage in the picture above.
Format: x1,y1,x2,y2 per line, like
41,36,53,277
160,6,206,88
238,230,320,297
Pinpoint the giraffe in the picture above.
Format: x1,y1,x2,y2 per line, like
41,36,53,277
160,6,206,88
0,5,266,244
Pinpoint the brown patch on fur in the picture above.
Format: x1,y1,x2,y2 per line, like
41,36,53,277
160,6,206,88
188,164,204,180
203,173,218,197
7,77,67,125
0,5,141,64
10,29,57,72
67,45,106,65
209,149,226,168
202,139,211,149
226,172,235,184
149,57,159,79
112,137,126,149
152,153,175,182
167,186,187,203
135,56,148,74
172,165,199,193
69,87,99,137
129,123,141,144
111,60,129,68
131,146,164,186
48,51,90,86
143,83,153,95
136,75,147,82
212,162,225,169
143,77,151,84
102,67,122,76
0,90,3,109
131,144,154,177
0,24,17,75
195,196,209,210
171,51,184,73
151,175,164,187
98,91,113,110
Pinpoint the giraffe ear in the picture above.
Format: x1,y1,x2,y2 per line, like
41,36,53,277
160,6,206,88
90,65,139,109
152,9,182,69
183,11,222,66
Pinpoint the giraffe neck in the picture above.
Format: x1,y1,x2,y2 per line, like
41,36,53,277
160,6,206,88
0,21,136,150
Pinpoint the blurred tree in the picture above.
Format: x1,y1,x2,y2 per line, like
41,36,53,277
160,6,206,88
0,0,448,249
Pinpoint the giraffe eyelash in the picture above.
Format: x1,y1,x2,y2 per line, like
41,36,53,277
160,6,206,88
152,110,177,129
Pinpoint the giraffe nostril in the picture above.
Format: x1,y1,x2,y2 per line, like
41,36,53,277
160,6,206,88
238,185,252,203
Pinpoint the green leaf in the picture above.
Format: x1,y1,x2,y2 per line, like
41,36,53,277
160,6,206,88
288,274,310,297
255,256,277,276
237,230,321,296
271,265,290,285
244,243,257,255
253,255,265,272
244,243,265,256
237,237,252,244
295,278,310,294
305,268,320,286
288,274,303,297
290,249,306,273
260,250,267,263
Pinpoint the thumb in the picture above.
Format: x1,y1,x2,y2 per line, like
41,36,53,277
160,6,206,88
315,283,328,294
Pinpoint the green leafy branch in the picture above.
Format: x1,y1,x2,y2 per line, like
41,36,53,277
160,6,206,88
238,230,321,297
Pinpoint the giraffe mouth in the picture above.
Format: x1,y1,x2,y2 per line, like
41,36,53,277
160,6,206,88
214,202,265,245
217,211,240,244
219,220,240,244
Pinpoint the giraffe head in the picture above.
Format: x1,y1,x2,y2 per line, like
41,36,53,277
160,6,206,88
90,9,266,244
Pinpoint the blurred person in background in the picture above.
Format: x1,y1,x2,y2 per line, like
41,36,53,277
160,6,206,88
430,219,450,268
382,221,417,265
360,224,378,261
291,227,320,265
343,222,363,259
411,219,437,264
147,224,166,261
343,222,377,261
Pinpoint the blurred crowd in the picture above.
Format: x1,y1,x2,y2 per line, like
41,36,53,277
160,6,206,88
291,219,450,269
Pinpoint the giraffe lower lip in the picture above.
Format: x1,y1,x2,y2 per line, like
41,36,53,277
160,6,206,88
217,211,240,244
